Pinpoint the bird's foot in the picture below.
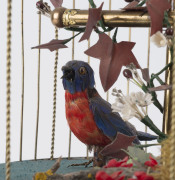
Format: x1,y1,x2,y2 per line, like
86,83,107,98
67,159,93,168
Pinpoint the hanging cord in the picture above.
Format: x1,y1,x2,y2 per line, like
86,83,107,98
6,0,12,179
34,11,41,160
50,28,58,160
20,0,25,161
169,13,175,180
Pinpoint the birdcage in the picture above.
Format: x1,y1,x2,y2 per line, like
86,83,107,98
0,0,175,179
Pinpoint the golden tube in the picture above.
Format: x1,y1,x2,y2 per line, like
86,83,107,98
163,48,172,134
51,9,174,28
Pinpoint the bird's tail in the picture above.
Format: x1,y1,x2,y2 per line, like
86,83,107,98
137,131,158,141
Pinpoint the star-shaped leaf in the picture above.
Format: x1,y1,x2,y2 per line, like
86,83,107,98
50,0,63,8
85,33,140,91
79,2,104,42
100,133,136,159
146,0,171,36
32,39,67,52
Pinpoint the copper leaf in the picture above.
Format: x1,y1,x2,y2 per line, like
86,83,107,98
100,133,136,159
79,2,104,42
85,33,140,91
50,0,63,8
32,39,67,52
146,0,171,36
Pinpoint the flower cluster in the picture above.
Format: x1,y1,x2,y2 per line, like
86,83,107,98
104,157,133,168
95,156,156,180
111,89,153,121
96,170,125,180
128,171,154,180
144,155,158,169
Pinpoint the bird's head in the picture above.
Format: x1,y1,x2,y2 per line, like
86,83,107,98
61,60,95,94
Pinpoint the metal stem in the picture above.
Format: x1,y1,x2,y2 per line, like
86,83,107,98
34,11,41,160
19,0,25,162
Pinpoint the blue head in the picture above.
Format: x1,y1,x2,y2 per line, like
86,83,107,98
61,60,95,94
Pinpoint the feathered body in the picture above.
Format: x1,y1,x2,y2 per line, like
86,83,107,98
62,60,157,148
65,90,111,146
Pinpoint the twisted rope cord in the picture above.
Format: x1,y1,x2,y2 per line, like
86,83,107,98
50,28,58,160
169,16,175,180
6,0,12,179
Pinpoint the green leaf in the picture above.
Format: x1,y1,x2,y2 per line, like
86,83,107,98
163,11,171,28
127,146,150,164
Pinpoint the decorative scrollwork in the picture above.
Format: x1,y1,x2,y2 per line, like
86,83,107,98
63,9,77,26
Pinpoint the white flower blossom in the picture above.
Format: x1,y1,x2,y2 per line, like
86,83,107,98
130,92,153,107
112,90,153,121
151,31,167,47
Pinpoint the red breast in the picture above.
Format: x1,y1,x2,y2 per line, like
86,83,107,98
65,90,111,147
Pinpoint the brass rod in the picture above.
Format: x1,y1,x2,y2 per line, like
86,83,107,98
106,0,111,102
145,28,151,151
51,9,174,28
6,0,12,179
86,3,91,159
19,0,24,162
87,39,90,64
50,28,59,160
68,130,72,159
127,27,131,96
127,80,129,95
34,12,41,160
68,0,75,160
163,48,172,134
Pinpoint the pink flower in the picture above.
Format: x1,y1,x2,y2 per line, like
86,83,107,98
144,155,158,168
95,170,125,180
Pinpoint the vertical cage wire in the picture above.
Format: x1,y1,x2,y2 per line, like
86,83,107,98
145,28,151,151
127,28,132,95
34,11,41,160
68,0,75,159
50,28,59,160
106,0,112,102
19,0,24,162
86,2,91,160
6,0,12,179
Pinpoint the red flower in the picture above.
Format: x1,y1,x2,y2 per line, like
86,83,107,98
95,170,125,180
144,155,158,168
105,156,133,168
128,171,154,180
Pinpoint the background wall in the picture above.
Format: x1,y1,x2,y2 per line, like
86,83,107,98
0,0,166,163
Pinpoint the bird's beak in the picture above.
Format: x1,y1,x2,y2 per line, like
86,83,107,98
61,66,75,82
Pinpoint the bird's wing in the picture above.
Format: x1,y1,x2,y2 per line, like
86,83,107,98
87,88,136,139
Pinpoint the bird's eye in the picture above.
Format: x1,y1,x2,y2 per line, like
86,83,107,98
79,67,87,75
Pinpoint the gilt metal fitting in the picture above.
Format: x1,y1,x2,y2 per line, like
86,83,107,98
51,8,174,28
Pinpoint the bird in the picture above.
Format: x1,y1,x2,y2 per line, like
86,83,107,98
61,60,157,165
